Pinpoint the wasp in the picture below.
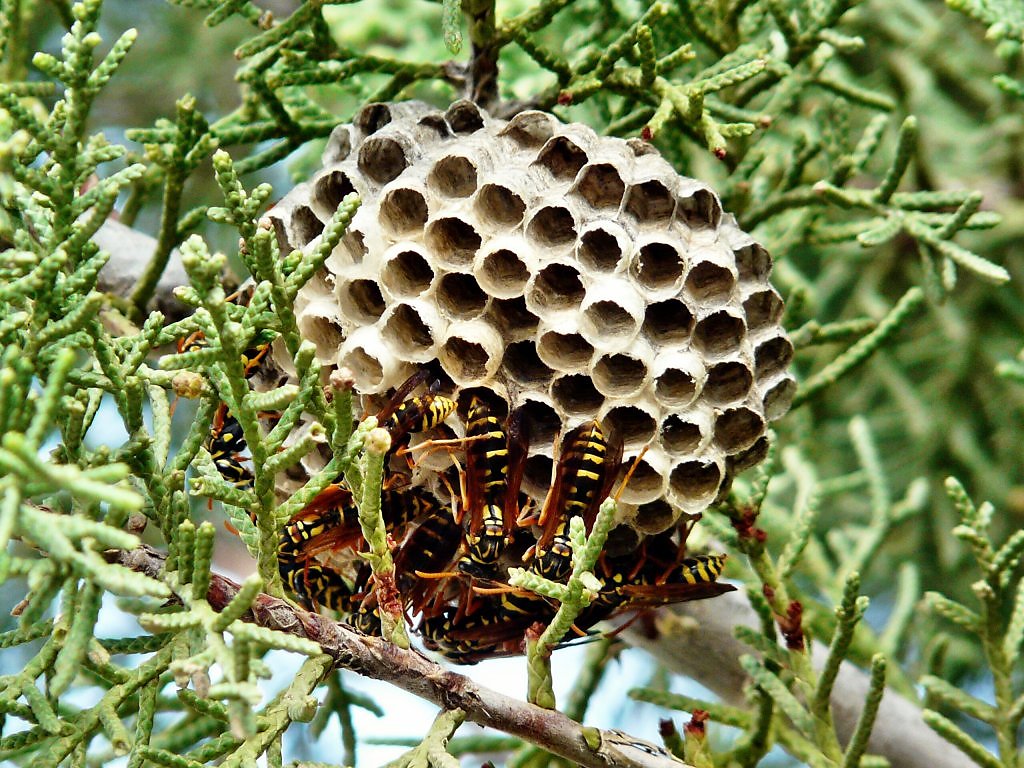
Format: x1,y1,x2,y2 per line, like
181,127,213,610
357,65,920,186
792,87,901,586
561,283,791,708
373,369,457,453
527,420,622,582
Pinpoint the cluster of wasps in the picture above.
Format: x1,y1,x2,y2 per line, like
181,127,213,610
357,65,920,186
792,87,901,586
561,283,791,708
183,304,732,664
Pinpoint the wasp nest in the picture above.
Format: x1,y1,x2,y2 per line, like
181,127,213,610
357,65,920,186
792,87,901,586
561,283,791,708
265,100,795,533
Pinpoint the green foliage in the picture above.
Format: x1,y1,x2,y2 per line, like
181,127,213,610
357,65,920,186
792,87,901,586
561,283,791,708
0,0,1022,767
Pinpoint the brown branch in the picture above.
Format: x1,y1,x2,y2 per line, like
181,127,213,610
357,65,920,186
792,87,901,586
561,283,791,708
109,543,694,768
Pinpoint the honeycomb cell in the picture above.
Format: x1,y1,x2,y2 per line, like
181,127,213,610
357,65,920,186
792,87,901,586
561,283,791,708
499,110,555,148
630,240,684,295
526,205,577,247
632,499,676,535
579,279,643,347
315,169,357,210
669,459,723,509
536,135,589,181
713,407,764,453
475,182,526,229
642,299,694,346
755,335,795,381
439,321,502,386
358,135,410,184
340,229,368,265
676,180,722,229
379,186,428,236
425,216,482,268
380,301,438,362
744,287,784,330
614,453,665,505
703,360,753,405
602,403,657,448
381,246,434,298
339,279,386,324
297,312,344,361
661,412,711,455
763,378,797,421
522,453,555,500
339,326,399,393
685,260,736,305
291,205,325,245
573,164,626,211
527,262,585,315
604,524,642,557
728,436,769,473
693,310,746,357
593,353,648,398
503,341,555,385
577,223,627,273
625,179,675,223
475,243,531,299
735,242,772,282
428,155,478,198
518,394,561,447
651,351,704,408
551,374,604,415
445,100,485,133
487,296,539,341
536,331,594,372
355,102,397,135
321,124,353,164
436,271,488,319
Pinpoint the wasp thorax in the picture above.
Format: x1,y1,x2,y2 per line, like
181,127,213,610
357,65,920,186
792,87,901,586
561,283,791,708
269,100,795,530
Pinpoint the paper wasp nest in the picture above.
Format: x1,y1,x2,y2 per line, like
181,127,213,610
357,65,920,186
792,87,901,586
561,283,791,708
266,101,795,532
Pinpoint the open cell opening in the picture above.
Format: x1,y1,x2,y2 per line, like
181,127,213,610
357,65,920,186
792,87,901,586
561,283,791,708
551,374,604,415
440,337,492,383
763,378,796,421
355,103,394,134
583,300,638,341
382,249,434,298
669,460,722,501
456,387,509,421
315,170,356,210
488,296,539,339
342,230,367,264
479,249,529,293
603,405,657,446
615,457,663,504
677,189,722,229
693,311,746,356
625,180,675,222
744,288,784,330
633,499,676,535
526,206,577,246
537,332,594,370
436,272,488,318
344,347,385,390
574,164,625,210
654,368,698,407
735,243,772,282
500,111,554,148
341,279,385,323
529,263,585,313
728,436,769,473
523,453,555,499
381,303,434,356
428,155,477,198
417,113,452,138
604,524,642,557
379,187,428,236
446,101,485,133
631,242,683,291
685,262,735,303
357,136,409,184
503,341,555,385
704,361,753,404
593,354,647,397
291,206,324,245
714,407,764,453
536,136,589,181
755,336,794,381
475,184,526,228
519,399,560,446
661,416,703,454
425,217,482,267
642,299,693,345
577,227,623,272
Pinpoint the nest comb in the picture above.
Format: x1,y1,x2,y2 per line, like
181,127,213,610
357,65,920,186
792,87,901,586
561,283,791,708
264,100,795,535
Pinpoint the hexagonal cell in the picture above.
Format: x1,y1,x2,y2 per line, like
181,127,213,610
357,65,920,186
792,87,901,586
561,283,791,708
291,205,325,245
339,326,397,393
735,242,772,282
685,261,736,304
755,335,794,381
321,124,353,164
475,246,530,299
440,331,501,386
445,100,485,133
424,217,482,268
551,374,605,415
381,247,434,298
624,180,675,223
535,135,589,181
428,155,478,198
502,341,555,386
661,414,709,455
519,395,561,448
713,407,764,453
614,454,665,505
577,223,627,273
486,296,539,341
693,310,746,357
536,331,594,372
642,299,694,346
357,135,410,184
380,302,437,362
314,170,357,210
522,453,555,500
728,435,770,474
743,287,784,330
703,360,753,405
580,282,644,348
339,279,386,324
629,240,684,294
669,459,723,507
339,229,368,265
499,110,555,148
593,353,648,398
436,271,488,319
527,263,585,315
632,498,676,534
475,183,526,229
762,378,796,421
379,186,428,237
652,352,704,408
602,404,657,448
603,524,642,557
573,164,625,211
526,205,577,247
297,313,345,360
355,102,396,135
676,181,722,229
